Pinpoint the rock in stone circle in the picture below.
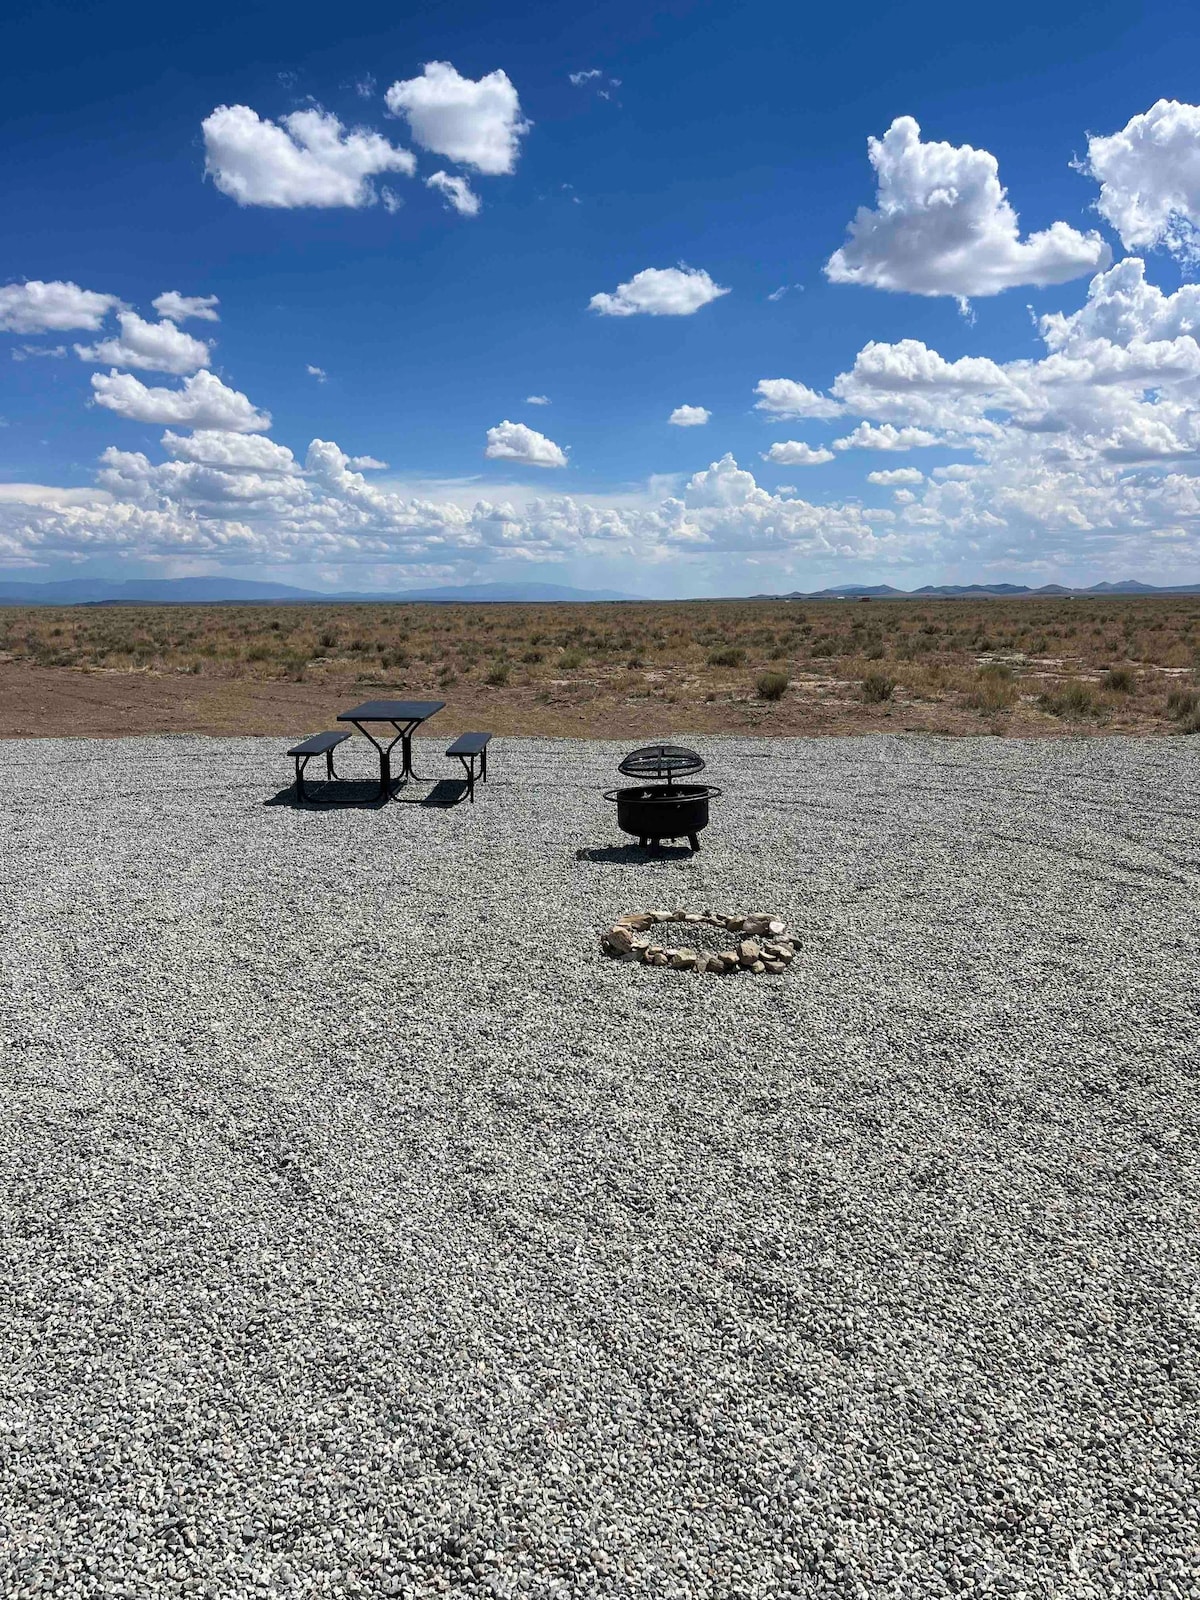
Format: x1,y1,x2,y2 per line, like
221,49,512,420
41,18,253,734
669,949,697,969
618,913,655,932
604,927,634,955
744,915,772,937
651,952,669,965
719,950,739,967
649,909,673,922
694,953,711,973
645,944,664,958
762,959,785,973
738,939,761,967
750,959,766,973
684,911,703,924
723,915,745,932
767,918,786,936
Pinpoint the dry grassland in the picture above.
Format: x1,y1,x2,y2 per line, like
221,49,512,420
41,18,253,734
1,596,1199,739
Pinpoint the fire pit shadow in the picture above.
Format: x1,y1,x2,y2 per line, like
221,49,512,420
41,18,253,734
576,842,696,864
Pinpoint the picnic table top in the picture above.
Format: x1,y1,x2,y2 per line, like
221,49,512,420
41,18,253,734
337,700,446,724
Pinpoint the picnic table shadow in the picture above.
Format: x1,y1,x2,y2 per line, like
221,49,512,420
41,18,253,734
264,776,471,810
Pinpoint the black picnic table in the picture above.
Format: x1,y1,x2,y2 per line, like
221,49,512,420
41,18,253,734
336,699,445,799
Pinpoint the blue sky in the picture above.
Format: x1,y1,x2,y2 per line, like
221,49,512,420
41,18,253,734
3,0,1200,596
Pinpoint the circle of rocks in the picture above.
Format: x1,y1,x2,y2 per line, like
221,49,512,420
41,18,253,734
600,908,797,974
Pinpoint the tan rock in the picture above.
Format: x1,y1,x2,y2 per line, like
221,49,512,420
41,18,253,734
762,959,785,973
738,939,761,966
719,949,739,967
617,913,655,932
604,926,634,955
750,959,766,973
767,918,786,937
669,949,697,969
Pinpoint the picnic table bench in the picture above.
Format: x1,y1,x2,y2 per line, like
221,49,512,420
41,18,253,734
445,731,492,802
288,730,350,801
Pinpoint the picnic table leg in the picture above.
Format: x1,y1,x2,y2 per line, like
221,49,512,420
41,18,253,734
349,721,404,800
398,727,436,782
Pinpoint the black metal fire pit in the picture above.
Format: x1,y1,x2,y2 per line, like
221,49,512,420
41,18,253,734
604,744,721,852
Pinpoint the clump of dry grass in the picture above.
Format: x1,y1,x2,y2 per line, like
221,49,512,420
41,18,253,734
1166,686,1199,720
755,670,789,700
860,672,896,704
1037,679,1106,719
964,664,1018,714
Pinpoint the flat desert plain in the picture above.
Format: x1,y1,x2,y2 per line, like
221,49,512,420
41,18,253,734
1,595,1198,739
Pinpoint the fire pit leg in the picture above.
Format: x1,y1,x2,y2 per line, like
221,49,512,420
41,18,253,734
688,834,700,852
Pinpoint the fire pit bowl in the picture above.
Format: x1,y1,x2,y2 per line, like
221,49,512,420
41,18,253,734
603,744,721,851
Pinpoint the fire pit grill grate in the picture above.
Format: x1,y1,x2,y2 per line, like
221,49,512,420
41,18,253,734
617,744,706,785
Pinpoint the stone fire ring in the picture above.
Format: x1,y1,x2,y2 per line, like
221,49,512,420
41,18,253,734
600,909,797,974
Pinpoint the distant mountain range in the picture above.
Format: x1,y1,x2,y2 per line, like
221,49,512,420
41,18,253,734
0,576,638,606
764,580,1200,599
2,573,1199,606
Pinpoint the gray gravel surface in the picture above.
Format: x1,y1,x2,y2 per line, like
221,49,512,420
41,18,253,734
1,733,1198,1600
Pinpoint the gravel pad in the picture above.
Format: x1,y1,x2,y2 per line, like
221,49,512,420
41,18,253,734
1,733,1198,1599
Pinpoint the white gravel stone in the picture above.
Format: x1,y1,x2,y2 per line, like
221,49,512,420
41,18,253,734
1,733,1198,1599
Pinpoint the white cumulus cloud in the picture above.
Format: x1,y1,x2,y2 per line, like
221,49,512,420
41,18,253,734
762,440,835,465
589,266,730,317
161,430,296,471
826,116,1108,299
349,455,388,470
153,291,220,324
202,105,415,208
1083,100,1200,261
0,279,119,334
76,312,211,375
91,370,271,432
307,365,327,382
426,170,481,217
867,467,925,486
669,405,711,426
525,394,550,405
484,420,568,468
384,62,529,176
833,421,943,451
754,378,842,419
